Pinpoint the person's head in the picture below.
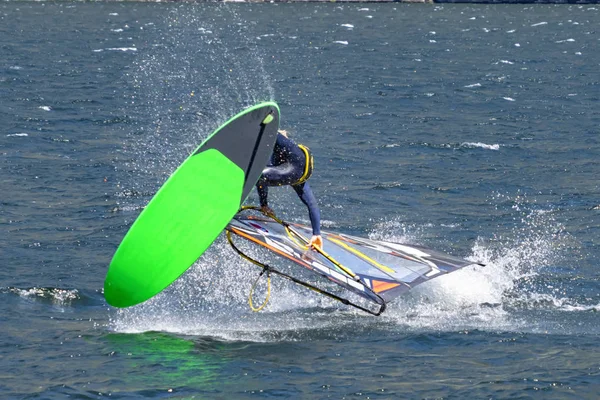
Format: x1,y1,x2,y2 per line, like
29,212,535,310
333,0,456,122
278,129,289,138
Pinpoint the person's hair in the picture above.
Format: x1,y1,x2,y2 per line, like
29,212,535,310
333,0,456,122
278,129,289,137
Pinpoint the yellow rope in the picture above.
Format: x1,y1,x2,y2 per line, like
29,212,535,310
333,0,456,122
285,225,359,280
248,270,271,312
284,225,309,249
239,205,358,280
227,211,387,315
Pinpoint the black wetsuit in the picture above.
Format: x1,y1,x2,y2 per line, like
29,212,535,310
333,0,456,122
256,133,321,235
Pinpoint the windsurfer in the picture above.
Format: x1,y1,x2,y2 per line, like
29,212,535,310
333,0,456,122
256,129,322,249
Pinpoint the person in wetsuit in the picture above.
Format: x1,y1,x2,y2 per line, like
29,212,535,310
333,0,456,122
256,130,323,249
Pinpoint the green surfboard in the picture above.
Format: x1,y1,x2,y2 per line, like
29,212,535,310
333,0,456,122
105,102,280,307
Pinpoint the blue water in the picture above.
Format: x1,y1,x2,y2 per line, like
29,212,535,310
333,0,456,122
1,1,599,398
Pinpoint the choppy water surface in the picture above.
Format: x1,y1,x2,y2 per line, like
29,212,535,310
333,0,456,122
1,2,599,398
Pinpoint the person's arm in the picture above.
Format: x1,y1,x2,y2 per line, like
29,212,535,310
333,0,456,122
256,180,269,207
256,180,274,216
293,183,320,235
293,183,322,249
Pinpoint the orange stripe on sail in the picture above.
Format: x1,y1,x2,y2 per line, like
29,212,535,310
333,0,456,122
229,227,312,269
371,280,400,293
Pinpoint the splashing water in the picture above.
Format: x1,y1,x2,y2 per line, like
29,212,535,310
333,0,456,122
109,193,587,339
115,4,275,207
106,7,590,337
108,5,289,340
7,287,80,305
109,235,344,341
376,194,581,333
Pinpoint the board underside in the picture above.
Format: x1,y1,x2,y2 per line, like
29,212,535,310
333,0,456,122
104,102,280,307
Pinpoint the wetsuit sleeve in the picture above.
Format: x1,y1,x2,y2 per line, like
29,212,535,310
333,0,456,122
292,183,321,235
256,180,269,207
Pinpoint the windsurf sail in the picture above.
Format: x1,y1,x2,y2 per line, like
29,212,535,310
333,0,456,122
226,207,483,316
105,103,280,308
